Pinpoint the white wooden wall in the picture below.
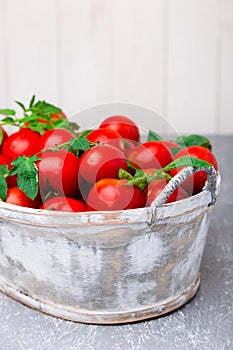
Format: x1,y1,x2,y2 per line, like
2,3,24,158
0,0,233,134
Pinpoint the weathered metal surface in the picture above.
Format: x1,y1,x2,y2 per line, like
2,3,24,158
0,274,201,324
0,169,221,324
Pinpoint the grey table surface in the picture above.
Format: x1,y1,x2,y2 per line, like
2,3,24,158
0,135,232,350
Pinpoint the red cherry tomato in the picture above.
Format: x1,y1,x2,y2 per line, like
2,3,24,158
87,178,145,211
128,141,173,169
86,128,125,152
41,196,86,212
79,144,127,184
2,129,40,160
170,146,218,195
0,154,17,187
145,179,189,206
37,150,79,198
100,115,140,142
0,126,8,152
86,128,121,143
6,187,41,208
35,128,74,153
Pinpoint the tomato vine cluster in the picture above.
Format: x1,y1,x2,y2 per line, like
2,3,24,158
0,97,218,212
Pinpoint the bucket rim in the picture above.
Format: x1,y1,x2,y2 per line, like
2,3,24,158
0,173,221,227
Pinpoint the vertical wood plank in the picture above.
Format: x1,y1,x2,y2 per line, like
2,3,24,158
2,0,233,134
111,0,166,118
167,0,219,135
58,0,115,118
219,0,233,134
59,0,167,132
4,0,58,108
0,0,8,107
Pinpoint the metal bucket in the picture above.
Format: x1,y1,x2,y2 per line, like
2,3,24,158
0,166,220,324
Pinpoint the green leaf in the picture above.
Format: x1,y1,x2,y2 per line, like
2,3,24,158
70,137,91,152
29,95,36,108
79,129,93,138
0,165,9,201
0,109,16,116
11,156,40,200
0,116,15,123
0,164,9,176
147,130,163,142
0,176,8,201
163,156,213,172
15,100,26,111
19,114,40,123
53,119,69,128
24,122,47,135
33,100,61,116
175,134,212,150
170,147,181,156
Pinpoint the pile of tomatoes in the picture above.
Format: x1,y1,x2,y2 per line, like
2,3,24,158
0,103,218,212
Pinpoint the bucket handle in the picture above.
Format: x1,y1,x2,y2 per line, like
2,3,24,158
148,166,217,226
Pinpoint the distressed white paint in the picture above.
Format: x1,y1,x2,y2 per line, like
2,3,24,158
170,212,211,293
0,1,233,134
0,229,72,287
126,233,164,274
0,173,220,323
